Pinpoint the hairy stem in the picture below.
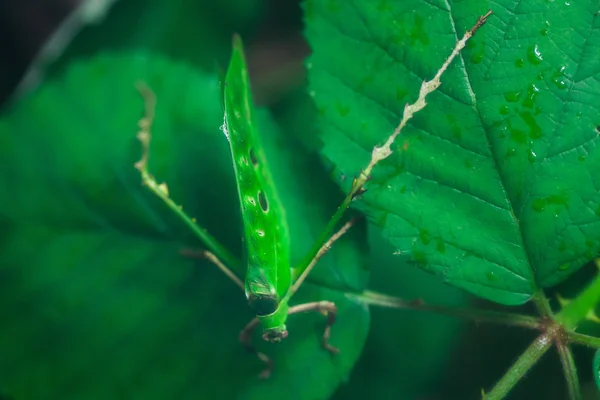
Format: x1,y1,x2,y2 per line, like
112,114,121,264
556,342,582,400
351,290,541,329
484,333,553,400
531,289,554,319
568,332,600,348
293,10,493,277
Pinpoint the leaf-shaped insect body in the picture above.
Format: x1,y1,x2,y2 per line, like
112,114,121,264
223,35,292,337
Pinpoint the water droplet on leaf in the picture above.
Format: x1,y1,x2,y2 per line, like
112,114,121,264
504,91,521,102
527,44,544,65
486,271,498,281
515,58,525,68
558,263,570,271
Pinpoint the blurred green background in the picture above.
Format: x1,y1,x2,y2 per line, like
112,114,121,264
0,1,599,399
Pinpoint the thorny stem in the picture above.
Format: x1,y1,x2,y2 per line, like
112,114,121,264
556,341,582,400
294,10,493,277
484,332,553,400
134,82,242,274
353,290,541,329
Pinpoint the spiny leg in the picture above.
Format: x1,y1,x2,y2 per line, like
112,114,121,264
289,217,360,296
239,317,274,380
180,249,244,291
288,301,339,354
134,82,242,288
239,301,339,379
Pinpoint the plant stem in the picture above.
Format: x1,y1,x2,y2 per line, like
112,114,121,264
556,342,582,400
568,332,600,348
556,271,600,330
351,290,541,329
531,289,554,318
484,333,553,400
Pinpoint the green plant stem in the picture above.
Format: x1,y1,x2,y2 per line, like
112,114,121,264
484,332,553,400
568,332,600,348
556,271,600,330
351,290,541,329
556,342,582,400
531,289,554,318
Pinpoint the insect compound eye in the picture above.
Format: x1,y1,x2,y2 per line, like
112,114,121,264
247,293,279,316
257,191,268,212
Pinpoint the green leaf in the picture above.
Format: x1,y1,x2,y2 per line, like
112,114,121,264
305,0,600,305
273,88,470,398
0,53,368,399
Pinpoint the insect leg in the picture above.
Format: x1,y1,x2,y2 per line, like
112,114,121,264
179,249,244,290
288,301,339,355
289,217,359,296
133,81,241,273
239,317,274,379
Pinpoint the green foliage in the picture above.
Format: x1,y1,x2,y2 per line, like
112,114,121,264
0,53,368,399
306,0,600,305
2,0,600,398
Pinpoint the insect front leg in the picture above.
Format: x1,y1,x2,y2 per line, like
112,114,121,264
179,249,244,290
239,317,274,380
288,301,339,355
238,300,339,380
134,81,242,278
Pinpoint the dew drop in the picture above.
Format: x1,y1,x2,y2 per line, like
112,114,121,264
528,149,537,163
256,229,265,237
527,44,544,65
419,229,431,245
532,198,546,212
336,103,350,116
436,239,446,253
504,91,521,103
486,271,499,281
515,58,525,68
471,51,484,64
522,84,540,109
558,263,570,271
578,155,586,162
551,67,568,89
499,105,510,115
505,148,517,158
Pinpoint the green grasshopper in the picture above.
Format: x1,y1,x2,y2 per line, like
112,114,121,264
133,12,491,379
